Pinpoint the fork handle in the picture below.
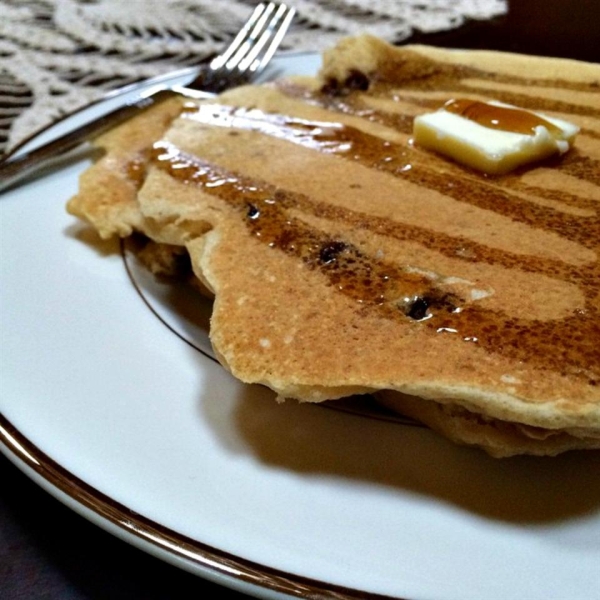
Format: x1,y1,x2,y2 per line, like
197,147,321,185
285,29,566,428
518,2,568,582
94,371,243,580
0,90,177,194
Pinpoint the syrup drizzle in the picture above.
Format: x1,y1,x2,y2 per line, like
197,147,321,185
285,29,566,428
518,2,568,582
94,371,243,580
442,98,563,136
143,53,600,386
182,105,599,252
150,138,600,383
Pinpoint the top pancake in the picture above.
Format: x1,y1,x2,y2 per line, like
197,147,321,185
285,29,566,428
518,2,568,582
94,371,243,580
68,35,600,438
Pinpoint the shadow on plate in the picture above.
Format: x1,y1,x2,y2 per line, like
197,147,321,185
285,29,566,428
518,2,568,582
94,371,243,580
67,223,120,258
199,370,600,525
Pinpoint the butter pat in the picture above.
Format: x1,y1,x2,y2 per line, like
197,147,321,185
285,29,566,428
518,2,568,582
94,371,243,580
413,99,579,175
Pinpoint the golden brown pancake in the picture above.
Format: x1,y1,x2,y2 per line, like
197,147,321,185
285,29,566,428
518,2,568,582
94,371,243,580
67,34,600,457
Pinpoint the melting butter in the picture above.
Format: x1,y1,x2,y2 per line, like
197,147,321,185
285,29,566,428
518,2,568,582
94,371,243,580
413,99,579,175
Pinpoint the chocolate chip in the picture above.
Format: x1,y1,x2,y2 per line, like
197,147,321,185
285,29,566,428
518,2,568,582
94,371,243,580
405,296,430,320
344,69,370,91
320,70,370,96
320,78,340,95
247,203,260,219
319,241,347,264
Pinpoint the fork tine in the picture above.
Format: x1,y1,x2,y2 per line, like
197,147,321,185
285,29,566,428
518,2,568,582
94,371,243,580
224,3,278,71
186,2,294,93
238,4,296,73
248,5,295,73
209,3,269,71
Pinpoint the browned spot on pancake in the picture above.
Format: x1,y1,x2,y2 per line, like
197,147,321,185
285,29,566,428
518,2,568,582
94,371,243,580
557,153,600,186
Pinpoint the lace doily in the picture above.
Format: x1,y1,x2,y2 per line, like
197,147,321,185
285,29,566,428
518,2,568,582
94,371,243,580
0,0,507,155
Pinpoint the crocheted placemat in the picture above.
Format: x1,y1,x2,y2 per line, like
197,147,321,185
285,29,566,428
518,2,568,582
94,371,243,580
0,0,507,155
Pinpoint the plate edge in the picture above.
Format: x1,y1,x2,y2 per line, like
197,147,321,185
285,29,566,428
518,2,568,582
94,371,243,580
0,412,403,600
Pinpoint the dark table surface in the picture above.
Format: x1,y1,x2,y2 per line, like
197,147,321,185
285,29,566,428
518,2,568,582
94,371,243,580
1,1,598,598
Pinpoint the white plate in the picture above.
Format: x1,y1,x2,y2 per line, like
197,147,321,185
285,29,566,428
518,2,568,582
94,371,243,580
1,52,600,600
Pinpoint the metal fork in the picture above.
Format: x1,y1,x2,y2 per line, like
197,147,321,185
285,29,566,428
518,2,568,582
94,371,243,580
192,2,295,93
0,2,295,193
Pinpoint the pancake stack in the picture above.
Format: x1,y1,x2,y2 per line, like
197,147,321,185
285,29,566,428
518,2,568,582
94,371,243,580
68,35,600,457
